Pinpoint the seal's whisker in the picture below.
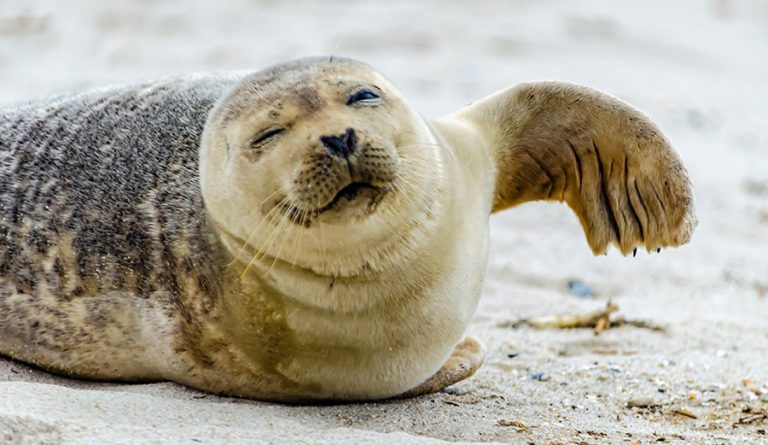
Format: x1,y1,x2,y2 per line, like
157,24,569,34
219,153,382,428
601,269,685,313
396,155,437,184
263,201,298,277
224,200,286,268
397,142,442,150
392,170,432,207
234,187,286,260
315,196,328,264
391,182,420,212
290,204,310,268
375,181,424,239
240,196,294,277
259,196,294,250
233,192,286,251
394,180,426,215
396,160,466,205
256,187,286,212
270,194,310,272
399,141,456,163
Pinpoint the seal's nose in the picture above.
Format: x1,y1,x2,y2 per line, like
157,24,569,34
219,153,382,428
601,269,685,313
320,128,357,159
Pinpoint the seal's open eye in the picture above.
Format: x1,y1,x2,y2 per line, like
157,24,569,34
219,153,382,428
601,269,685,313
251,127,283,147
346,89,380,106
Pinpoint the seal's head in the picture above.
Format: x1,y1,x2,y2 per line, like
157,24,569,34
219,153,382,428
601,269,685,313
200,57,441,275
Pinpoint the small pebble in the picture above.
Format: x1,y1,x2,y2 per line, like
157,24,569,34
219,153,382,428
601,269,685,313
443,386,471,396
567,280,593,298
504,340,518,349
531,372,551,382
627,397,658,409
497,419,527,429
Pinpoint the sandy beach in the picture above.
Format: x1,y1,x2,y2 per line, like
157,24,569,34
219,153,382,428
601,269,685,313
1,0,767,443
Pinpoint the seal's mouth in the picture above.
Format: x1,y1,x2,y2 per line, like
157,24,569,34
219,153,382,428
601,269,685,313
318,182,379,214
281,181,390,227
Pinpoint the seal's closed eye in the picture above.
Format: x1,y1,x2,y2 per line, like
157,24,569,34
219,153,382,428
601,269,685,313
251,127,284,147
346,89,380,106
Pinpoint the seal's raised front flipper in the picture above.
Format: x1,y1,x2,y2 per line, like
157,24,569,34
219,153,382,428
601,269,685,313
445,81,696,255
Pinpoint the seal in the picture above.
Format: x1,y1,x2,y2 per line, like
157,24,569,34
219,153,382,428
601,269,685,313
0,57,696,401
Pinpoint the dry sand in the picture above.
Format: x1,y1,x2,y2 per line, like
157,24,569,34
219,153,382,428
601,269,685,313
1,0,767,443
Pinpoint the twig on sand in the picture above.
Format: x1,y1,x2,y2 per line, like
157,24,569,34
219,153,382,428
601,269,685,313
671,406,698,419
527,301,619,333
737,407,768,425
499,301,666,335
497,419,528,429
609,317,667,333
497,419,533,433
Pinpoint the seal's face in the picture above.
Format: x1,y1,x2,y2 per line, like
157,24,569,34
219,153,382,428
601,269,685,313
200,58,441,273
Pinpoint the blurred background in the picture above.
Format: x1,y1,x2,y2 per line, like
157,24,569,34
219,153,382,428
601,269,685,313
0,0,765,117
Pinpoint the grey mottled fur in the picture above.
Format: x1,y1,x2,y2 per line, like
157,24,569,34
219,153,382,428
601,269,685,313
0,74,242,378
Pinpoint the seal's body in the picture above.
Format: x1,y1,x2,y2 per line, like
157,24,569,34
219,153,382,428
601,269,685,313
0,58,695,401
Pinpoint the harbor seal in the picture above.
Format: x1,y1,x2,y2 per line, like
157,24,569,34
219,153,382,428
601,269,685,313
0,57,696,401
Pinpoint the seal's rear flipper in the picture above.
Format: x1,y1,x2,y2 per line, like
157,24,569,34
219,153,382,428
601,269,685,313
448,81,696,255
395,336,486,399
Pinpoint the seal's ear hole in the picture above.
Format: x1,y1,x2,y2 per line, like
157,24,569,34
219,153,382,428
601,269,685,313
346,89,380,106
250,127,284,148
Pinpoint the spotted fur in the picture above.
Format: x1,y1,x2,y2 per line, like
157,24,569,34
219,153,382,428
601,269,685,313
0,75,236,379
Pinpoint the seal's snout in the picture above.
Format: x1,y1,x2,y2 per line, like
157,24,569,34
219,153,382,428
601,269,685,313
320,128,357,159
